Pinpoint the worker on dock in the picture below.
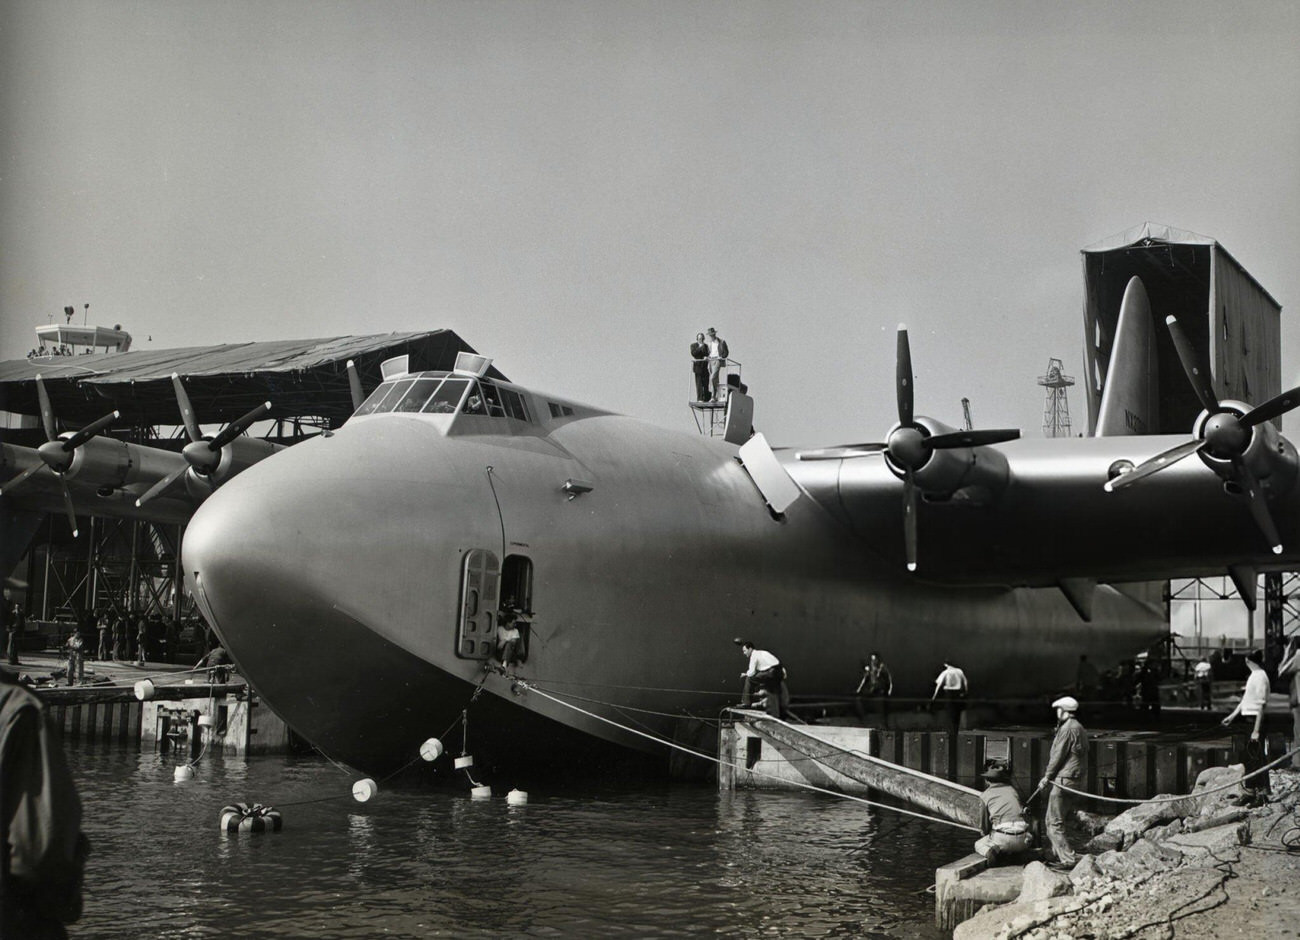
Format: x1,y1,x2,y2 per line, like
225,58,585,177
974,760,1032,865
1194,655,1213,711
64,629,85,687
1221,648,1271,802
854,652,893,723
735,638,790,719
931,661,968,729
1040,695,1088,869
1276,637,1300,770
0,664,90,937
6,603,21,666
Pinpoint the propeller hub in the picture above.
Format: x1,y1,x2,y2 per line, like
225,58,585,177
1202,412,1250,459
37,440,73,473
182,439,220,474
888,426,930,470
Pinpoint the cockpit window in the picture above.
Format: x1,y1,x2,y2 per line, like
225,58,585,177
421,378,469,414
392,377,440,413
353,379,412,417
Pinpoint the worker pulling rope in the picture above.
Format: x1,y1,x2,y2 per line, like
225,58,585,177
516,680,980,833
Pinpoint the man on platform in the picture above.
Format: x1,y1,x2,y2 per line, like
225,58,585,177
689,333,710,403
735,638,790,719
705,328,729,402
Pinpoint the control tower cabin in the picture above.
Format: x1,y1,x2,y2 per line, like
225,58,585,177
1082,223,1282,436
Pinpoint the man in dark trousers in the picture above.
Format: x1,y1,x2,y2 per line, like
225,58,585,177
1,665,90,938
1040,695,1088,869
854,652,893,723
689,333,710,402
735,638,790,719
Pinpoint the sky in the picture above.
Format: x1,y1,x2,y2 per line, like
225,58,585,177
3,0,1300,452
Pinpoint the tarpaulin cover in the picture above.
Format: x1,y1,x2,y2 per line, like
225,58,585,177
0,330,497,428
1081,223,1281,435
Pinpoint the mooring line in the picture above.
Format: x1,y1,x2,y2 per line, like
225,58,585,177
1051,745,1300,805
518,681,978,832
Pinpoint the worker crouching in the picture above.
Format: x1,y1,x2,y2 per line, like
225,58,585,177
974,760,1032,865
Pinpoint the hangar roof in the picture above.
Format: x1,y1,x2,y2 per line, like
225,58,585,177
0,330,502,432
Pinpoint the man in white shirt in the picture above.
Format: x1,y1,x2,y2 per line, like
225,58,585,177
932,661,968,729
1221,649,1271,802
1193,656,1213,711
705,328,729,402
736,638,789,719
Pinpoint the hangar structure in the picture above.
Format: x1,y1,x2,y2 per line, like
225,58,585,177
0,328,498,637
1081,222,1294,665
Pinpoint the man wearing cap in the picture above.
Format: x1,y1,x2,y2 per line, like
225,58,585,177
974,760,1032,865
1040,695,1088,868
735,639,790,719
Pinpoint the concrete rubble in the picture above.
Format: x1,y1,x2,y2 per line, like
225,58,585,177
952,766,1300,940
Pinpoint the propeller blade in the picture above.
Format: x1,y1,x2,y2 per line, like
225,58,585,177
35,375,57,441
172,374,203,442
207,402,272,451
0,462,47,495
795,443,887,461
1165,315,1220,414
927,428,1021,450
60,410,119,452
135,464,189,508
346,360,365,413
59,478,78,538
1103,438,1203,492
902,470,918,572
1233,459,1283,554
896,325,914,426
1240,384,1300,429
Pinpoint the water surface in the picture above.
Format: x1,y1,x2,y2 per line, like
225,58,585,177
69,744,969,938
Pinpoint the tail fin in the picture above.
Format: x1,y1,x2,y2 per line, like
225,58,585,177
1095,276,1157,436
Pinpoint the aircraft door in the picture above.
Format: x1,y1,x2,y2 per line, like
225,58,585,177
457,549,500,660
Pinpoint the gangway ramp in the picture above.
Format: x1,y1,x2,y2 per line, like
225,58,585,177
723,711,983,828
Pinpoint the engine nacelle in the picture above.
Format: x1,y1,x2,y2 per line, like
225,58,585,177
1192,400,1299,498
882,417,1011,501
59,436,184,490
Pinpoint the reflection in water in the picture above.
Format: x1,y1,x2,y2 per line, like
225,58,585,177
69,748,968,939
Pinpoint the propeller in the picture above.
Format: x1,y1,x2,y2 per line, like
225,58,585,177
0,375,118,536
1105,314,1300,554
136,374,271,508
798,325,1020,570
346,359,365,413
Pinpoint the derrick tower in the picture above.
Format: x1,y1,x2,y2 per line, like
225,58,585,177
1038,358,1074,438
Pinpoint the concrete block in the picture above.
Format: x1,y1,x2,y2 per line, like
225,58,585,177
951,896,1078,940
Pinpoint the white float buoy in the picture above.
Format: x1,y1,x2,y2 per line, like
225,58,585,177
197,714,215,728
420,738,444,762
454,755,474,770
134,679,155,701
470,784,492,800
174,765,195,782
352,778,379,803
506,789,528,805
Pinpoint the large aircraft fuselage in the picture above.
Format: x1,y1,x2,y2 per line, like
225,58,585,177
182,395,1165,775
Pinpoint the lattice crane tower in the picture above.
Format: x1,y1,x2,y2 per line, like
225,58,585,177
1038,358,1074,438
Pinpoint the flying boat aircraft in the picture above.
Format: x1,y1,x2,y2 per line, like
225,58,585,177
170,280,1300,776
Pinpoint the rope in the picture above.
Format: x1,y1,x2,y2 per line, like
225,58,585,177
517,680,979,833
1051,745,1300,805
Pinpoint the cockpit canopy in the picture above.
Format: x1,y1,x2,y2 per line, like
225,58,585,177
353,372,532,421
